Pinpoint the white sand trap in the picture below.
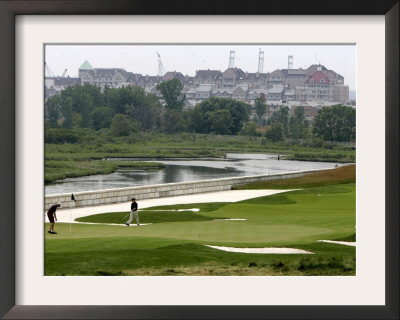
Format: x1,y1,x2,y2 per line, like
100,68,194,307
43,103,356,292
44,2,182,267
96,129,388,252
317,240,356,247
205,245,314,254
214,218,247,221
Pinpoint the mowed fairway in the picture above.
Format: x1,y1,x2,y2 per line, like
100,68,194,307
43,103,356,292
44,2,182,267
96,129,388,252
45,166,356,276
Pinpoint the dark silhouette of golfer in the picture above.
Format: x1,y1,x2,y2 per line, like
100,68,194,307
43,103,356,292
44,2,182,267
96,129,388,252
47,202,61,234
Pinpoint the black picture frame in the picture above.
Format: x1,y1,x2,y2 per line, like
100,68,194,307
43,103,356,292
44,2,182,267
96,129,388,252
0,0,398,319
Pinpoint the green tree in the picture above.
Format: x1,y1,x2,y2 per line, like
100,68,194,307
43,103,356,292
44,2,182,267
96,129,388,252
208,109,233,135
104,86,125,114
162,109,187,133
270,106,290,137
188,97,251,135
110,114,131,137
45,94,62,127
156,78,185,111
61,96,74,129
104,86,140,115
312,105,356,142
240,121,258,136
188,105,209,133
227,99,252,135
124,87,161,130
254,97,267,122
265,122,285,142
60,84,101,128
72,113,83,128
91,106,113,130
78,92,94,128
289,106,309,139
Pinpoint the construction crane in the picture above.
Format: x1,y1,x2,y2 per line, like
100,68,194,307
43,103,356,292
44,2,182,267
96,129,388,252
45,63,67,78
157,52,166,77
44,62,55,78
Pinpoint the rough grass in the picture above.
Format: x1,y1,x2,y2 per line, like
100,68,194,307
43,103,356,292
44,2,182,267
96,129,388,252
45,238,355,276
233,164,355,190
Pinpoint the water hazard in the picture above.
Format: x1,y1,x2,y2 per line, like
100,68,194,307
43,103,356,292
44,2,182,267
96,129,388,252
45,153,344,195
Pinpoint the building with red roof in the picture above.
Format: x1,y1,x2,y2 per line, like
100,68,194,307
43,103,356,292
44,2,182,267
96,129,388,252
307,71,331,85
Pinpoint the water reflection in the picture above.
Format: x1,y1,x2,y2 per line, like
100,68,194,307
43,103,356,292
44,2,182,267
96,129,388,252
45,153,343,195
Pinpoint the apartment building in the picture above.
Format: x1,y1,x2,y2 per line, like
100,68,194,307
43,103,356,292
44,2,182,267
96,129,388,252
194,69,223,87
45,61,352,109
78,60,141,90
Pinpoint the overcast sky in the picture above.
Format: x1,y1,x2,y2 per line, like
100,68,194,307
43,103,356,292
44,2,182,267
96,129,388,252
45,44,356,90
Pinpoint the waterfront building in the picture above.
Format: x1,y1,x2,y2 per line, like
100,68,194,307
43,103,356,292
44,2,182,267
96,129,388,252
45,60,352,115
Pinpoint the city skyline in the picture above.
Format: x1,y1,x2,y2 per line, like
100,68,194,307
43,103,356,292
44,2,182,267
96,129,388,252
45,44,356,91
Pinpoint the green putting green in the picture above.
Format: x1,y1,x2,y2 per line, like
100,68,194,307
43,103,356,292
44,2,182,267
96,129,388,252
45,183,356,276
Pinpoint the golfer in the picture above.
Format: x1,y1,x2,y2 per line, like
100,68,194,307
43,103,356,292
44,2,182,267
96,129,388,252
126,198,140,226
47,202,61,234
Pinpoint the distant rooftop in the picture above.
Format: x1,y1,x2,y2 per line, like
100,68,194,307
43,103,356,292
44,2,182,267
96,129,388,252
79,60,94,70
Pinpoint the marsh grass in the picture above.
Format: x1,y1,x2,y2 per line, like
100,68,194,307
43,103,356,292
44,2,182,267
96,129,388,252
45,160,165,183
233,164,355,190
44,132,355,183
45,133,355,161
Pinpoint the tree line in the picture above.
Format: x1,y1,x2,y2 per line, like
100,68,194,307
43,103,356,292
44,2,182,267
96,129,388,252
45,78,355,144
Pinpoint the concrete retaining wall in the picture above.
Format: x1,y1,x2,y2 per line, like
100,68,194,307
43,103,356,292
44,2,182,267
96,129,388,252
45,169,326,210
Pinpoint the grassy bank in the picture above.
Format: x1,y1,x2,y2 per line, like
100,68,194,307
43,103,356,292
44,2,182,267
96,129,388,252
45,166,356,276
45,160,165,183
45,132,355,183
233,164,356,190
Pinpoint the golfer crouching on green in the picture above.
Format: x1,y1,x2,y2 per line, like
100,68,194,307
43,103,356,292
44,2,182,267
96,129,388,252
47,202,62,234
126,198,140,226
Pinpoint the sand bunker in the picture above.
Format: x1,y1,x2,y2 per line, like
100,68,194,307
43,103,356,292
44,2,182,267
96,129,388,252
205,245,314,254
317,240,356,247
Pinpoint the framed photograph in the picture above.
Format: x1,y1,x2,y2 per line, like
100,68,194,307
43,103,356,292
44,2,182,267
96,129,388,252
1,0,398,319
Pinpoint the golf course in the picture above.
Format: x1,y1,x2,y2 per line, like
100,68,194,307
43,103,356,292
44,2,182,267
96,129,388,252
45,165,356,276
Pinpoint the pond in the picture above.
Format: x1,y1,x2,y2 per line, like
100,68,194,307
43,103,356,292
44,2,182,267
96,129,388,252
45,153,344,195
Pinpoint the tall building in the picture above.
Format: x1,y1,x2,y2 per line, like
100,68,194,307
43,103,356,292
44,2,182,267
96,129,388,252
78,60,140,90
